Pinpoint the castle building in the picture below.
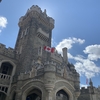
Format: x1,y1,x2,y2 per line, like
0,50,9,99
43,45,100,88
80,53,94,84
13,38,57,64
0,5,99,100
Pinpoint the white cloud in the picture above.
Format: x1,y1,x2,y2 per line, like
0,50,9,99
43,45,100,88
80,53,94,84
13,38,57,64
0,16,7,28
55,37,100,79
0,16,8,33
83,44,100,61
68,53,100,79
56,37,85,53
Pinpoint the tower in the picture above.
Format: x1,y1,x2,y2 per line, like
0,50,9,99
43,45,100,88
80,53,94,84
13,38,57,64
15,5,54,74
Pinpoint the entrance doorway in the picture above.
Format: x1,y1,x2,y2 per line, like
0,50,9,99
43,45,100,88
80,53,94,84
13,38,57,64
26,88,42,100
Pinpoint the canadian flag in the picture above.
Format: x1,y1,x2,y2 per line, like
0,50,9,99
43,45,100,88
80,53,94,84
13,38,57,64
44,46,55,53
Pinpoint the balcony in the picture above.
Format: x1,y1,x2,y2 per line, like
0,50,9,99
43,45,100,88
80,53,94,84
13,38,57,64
0,73,11,85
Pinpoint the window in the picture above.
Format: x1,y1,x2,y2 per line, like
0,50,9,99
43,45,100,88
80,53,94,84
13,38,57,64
0,62,13,75
25,28,28,35
21,31,23,38
38,47,42,55
19,46,22,54
26,88,42,100
12,92,16,100
2,66,8,74
56,90,69,100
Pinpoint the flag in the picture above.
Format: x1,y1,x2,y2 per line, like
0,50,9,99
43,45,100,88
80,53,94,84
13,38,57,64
44,46,55,53
86,78,88,84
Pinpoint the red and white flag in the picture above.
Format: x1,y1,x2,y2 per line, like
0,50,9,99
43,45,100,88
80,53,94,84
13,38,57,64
44,46,55,53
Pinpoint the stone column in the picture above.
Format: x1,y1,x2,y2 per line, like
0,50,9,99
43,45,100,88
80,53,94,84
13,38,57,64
74,91,80,100
15,90,22,100
44,61,56,100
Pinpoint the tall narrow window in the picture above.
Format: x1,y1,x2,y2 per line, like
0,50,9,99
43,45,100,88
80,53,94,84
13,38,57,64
38,47,42,56
19,46,22,54
12,92,16,100
21,31,23,38
25,28,28,35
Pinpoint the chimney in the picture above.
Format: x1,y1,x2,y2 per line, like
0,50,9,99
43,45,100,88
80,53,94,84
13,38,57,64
62,47,68,64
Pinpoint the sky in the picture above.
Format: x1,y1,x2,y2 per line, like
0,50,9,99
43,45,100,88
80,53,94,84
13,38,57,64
0,0,100,88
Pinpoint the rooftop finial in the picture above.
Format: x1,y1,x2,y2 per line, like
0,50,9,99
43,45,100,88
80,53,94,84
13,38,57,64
89,78,93,87
44,9,46,14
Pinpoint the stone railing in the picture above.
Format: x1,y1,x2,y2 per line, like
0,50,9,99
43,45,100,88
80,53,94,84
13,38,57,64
0,73,11,85
0,73,11,80
0,85,8,94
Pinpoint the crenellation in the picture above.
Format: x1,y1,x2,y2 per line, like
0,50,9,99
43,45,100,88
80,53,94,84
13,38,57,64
49,17,55,25
29,5,41,14
18,5,54,28
51,50,63,63
80,87,89,94
0,43,6,49
44,61,56,72
0,43,16,58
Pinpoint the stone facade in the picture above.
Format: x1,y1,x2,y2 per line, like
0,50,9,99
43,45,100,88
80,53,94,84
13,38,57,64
0,5,99,100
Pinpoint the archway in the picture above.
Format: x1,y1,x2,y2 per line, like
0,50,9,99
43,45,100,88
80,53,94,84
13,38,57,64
0,92,6,100
56,89,69,100
26,88,42,100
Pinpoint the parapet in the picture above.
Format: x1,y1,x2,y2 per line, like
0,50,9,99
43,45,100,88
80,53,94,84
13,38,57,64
97,86,100,92
0,43,15,58
19,5,54,27
44,61,56,72
51,50,63,63
0,43,6,49
80,87,89,94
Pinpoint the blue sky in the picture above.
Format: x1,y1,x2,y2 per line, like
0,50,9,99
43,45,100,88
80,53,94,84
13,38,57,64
0,0,100,88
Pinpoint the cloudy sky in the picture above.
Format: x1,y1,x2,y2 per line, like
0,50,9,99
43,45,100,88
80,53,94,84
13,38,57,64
0,0,100,87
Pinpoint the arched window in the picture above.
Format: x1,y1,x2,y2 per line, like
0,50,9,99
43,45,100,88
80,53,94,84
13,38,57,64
56,89,69,100
26,88,42,100
0,62,13,75
0,92,6,100
12,92,16,100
